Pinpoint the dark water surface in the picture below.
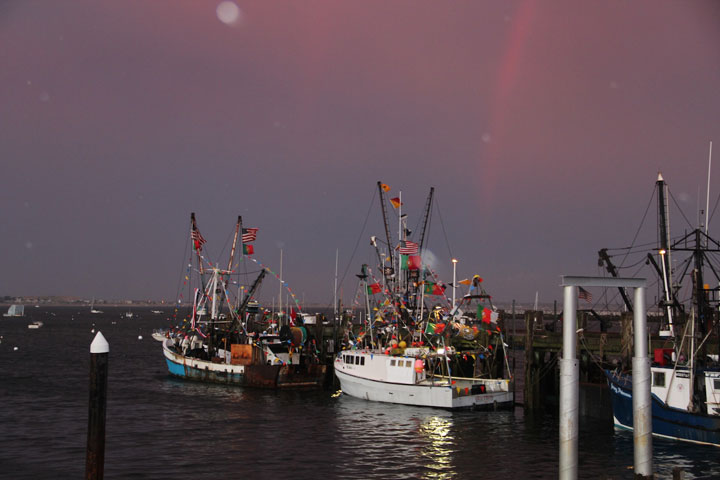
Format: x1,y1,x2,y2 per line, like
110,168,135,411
1,307,718,479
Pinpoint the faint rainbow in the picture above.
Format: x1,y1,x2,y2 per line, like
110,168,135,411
481,1,536,206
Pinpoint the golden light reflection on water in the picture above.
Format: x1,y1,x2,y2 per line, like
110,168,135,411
419,416,455,479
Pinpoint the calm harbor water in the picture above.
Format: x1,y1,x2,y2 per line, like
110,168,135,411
0,307,718,479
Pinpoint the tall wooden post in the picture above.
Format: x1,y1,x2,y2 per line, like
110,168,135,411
524,311,539,409
86,332,109,480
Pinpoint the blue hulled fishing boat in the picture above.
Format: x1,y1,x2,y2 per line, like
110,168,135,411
160,213,326,389
603,173,720,446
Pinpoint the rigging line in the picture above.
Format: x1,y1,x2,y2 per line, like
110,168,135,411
605,239,663,252
615,254,652,270
337,188,378,298
709,186,720,225
433,195,453,260
668,189,694,230
175,224,191,305
619,185,656,268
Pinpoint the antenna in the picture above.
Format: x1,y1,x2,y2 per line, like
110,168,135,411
706,141,713,236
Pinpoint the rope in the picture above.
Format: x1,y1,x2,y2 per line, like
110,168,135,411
337,188,378,300
618,185,655,268
433,195,454,261
668,189,694,230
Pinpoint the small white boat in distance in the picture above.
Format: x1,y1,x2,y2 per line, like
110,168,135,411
27,321,43,329
152,329,170,342
89,299,103,314
3,305,25,317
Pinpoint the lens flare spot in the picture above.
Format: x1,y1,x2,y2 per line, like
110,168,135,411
216,1,243,26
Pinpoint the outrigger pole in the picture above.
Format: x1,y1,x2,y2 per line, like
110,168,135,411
227,216,242,272
418,187,434,252
377,181,395,287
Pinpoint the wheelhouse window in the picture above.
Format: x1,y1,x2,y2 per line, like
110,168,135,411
714,379,720,390
354,356,360,365
653,371,666,387
390,359,396,366
360,357,365,366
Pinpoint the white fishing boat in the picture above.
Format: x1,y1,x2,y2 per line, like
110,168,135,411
3,304,25,317
336,349,511,409
27,321,43,329
335,183,513,409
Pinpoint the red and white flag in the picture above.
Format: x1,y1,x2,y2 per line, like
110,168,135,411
241,228,258,243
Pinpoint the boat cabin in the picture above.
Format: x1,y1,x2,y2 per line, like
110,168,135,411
340,352,426,384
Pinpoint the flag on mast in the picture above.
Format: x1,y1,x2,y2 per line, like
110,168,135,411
397,240,419,255
191,229,206,251
241,228,258,243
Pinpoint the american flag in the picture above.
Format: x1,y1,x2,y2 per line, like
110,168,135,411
397,240,419,255
242,227,258,243
191,229,206,250
578,286,593,303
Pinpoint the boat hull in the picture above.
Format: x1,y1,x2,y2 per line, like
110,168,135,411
336,367,513,409
605,370,720,447
163,340,326,389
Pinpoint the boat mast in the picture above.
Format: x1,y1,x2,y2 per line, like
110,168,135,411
227,216,242,272
397,191,402,294
418,187,434,252
657,173,675,336
377,181,395,288
334,248,339,321
191,213,205,276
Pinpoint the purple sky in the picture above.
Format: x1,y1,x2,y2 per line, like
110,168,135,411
2,1,720,307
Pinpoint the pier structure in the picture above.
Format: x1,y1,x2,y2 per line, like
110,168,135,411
558,276,651,480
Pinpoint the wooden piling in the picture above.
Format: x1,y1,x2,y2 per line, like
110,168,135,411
524,311,540,409
86,332,109,480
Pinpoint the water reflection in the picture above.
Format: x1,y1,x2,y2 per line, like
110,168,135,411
418,416,454,479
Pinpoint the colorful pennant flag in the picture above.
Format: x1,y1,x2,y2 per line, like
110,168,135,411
458,278,472,286
367,283,382,295
380,183,391,192
423,282,446,295
477,305,493,324
243,244,254,255
389,197,402,209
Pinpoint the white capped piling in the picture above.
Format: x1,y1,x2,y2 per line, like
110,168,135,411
86,332,109,480
632,286,652,477
559,285,578,480
559,276,649,480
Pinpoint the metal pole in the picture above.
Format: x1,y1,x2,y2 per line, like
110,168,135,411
452,258,458,311
86,332,109,480
633,286,653,477
559,286,578,480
